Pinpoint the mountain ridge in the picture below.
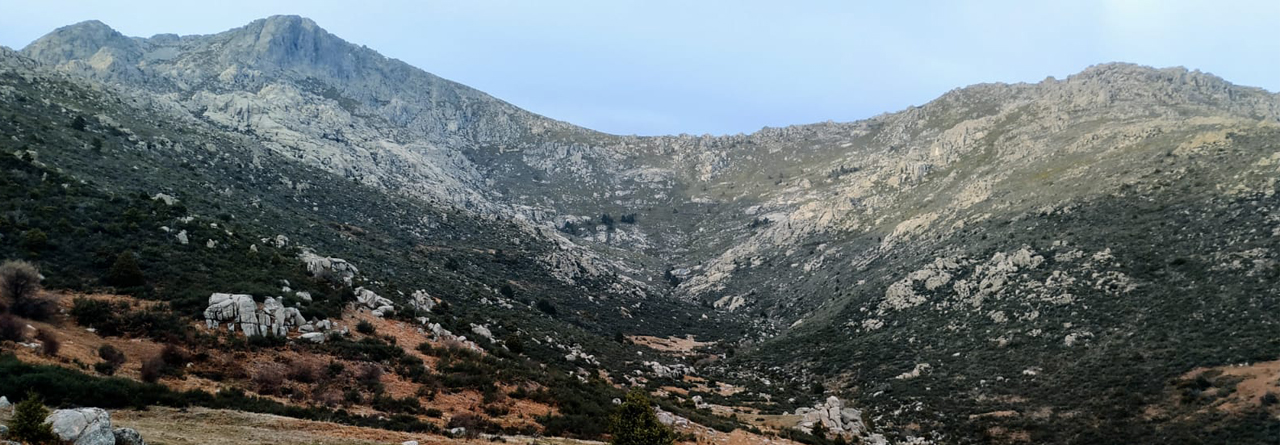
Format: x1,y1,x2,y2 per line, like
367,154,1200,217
3,15,1280,444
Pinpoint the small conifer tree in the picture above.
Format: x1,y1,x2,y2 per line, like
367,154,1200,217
9,394,59,445
609,389,676,445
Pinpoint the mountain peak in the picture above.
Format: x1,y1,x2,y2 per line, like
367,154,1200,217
21,19,138,66
218,15,356,77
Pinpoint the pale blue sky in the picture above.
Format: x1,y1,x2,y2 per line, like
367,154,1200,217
1,0,1277,136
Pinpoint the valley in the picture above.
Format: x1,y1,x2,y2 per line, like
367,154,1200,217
0,14,1278,445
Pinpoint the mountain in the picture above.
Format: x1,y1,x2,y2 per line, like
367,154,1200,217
2,15,1279,445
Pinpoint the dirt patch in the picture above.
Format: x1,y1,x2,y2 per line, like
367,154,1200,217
628,335,715,356
1179,358,1280,413
969,410,1019,420
670,414,805,445
103,406,599,445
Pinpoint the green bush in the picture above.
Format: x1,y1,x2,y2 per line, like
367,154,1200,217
609,389,676,445
106,250,145,287
70,298,188,340
9,394,59,445
19,229,47,252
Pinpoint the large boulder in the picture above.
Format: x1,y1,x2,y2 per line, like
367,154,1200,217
409,290,435,312
262,297,307,336
203,293,260,335
354,287,395,317
45,408,114,445
0,395,10,410
300,250,357,285
470,324,494,342
113,427,145,445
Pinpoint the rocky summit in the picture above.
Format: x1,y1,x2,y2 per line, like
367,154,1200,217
0,14,1278,445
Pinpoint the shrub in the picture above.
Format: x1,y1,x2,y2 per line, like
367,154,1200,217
253,363,287,395
536,299,557,316
0,260,39,302
0,313,23,342
503,334,524,354
356,320,376,335
19,229,47,252
343,388,363,405
371,394,423,415
99,345,127,368
11,295,57,321
609,389,676,445
106,251,145,287
447,413,498,437
34,329,59,356
160,344,190,368
357,363,384,389
312,387,343,407
1,260,44,316
70,298,188,340
9,394,59,445
287,356,321,383
140,354,165,383
93,361,118,376
326,360,345,377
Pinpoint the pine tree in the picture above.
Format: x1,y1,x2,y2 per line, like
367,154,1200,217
9,394,59,445
106,250,145,287
609,389,676,445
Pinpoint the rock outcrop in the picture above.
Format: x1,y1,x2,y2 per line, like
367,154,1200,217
203,293,308,336
300,250,358,285
795,397,866,438
354,287,395,317
409,289,435,313
45,408,114,445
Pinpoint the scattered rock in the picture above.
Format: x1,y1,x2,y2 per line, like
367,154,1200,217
113,427,145,445
0,395,9,410
175,230,188,245
150,193,177,206
653,407,688,427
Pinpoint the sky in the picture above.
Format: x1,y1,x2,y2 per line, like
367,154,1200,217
0,0,1277,136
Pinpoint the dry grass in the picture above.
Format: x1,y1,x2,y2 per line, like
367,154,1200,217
1180,359,1280,414
627,335,715,356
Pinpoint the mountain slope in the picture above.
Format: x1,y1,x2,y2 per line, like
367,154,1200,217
6,15,1280,444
